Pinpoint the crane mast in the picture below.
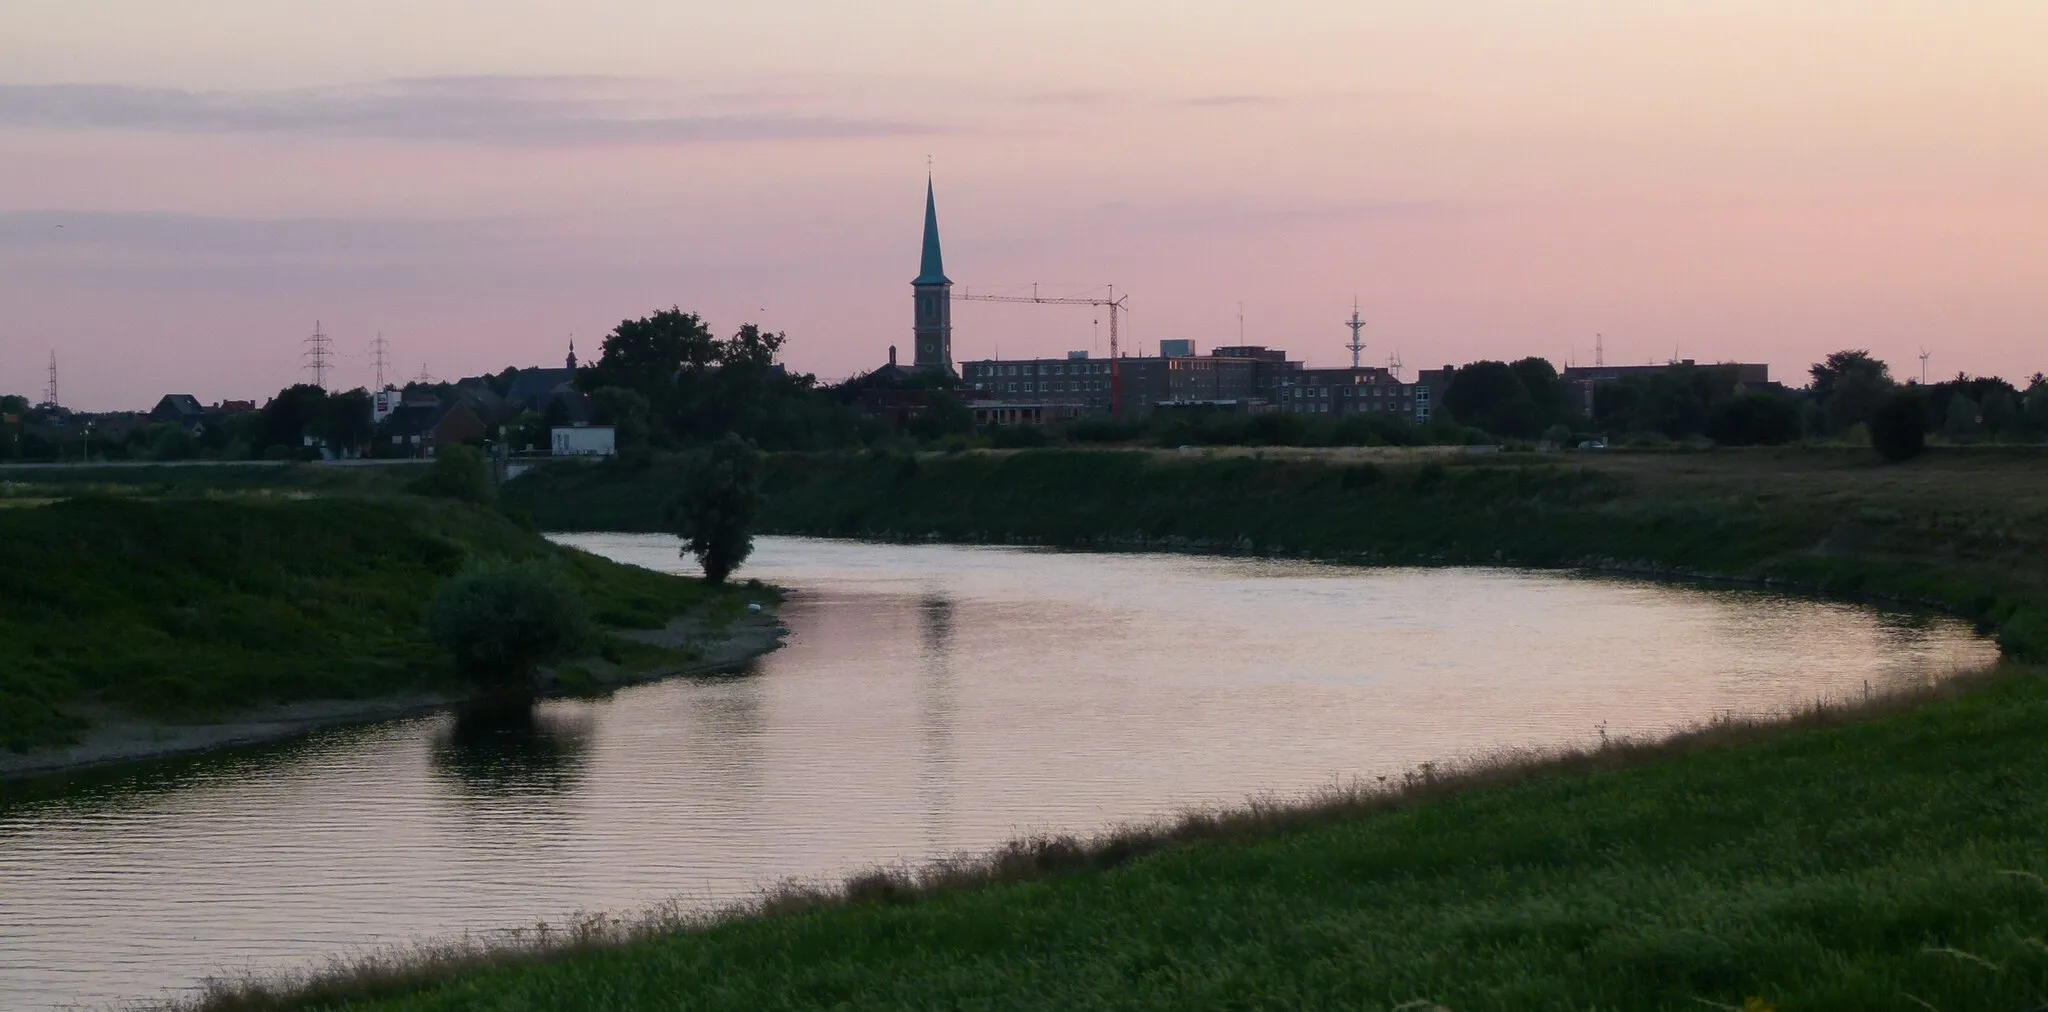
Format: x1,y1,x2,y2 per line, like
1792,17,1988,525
957,285,1129,415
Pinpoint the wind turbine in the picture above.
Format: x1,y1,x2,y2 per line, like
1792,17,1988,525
1919,346,1930,385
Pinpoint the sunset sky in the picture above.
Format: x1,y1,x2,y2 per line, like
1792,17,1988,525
3,1,2044,409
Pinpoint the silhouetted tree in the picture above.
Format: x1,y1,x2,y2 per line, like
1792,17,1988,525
1870,387,1930,463
1706,391,1801,446
1809,351,1893,433
411,444,494,505
667,433,762,584
428,561,591,690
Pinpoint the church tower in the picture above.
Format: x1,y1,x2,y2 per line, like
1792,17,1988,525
912,176,954,374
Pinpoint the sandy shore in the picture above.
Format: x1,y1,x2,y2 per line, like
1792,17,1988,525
0,611,787,781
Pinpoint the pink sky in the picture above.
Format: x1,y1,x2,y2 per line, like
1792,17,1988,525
3,1,2045,409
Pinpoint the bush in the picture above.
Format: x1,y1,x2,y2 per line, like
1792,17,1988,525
1706,392,1801,447
990,425,1051,449
1870,388,1930,463
412,444,494,504
667,433,763,584
427,560,592,689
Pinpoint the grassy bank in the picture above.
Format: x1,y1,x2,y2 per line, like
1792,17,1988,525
0,494,743,753
202,667,2048,1011
508,446,2048,658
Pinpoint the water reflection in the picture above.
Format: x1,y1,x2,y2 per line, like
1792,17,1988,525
432,704,593,800
917,591,959,851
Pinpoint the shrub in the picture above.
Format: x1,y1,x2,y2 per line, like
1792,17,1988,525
427,560,592,689
1870,388,1930,463
667,433,763,584
412,444,494,504
990,425,1051,449
1706,392,1801,447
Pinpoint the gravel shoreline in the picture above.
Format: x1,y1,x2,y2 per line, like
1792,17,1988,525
0,612,787,781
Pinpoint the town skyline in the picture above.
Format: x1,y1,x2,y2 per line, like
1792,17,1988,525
5,1,2046,408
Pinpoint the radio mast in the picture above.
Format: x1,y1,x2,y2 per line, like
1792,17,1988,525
1344,299,1368,368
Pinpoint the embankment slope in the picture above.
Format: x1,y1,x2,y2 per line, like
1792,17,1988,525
0,495,751,758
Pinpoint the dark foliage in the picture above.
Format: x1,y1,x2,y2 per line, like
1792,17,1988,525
410,445,494,505
1870,387,1930,463
666,434,763,584
1705,392,1801,446
427,561,591,689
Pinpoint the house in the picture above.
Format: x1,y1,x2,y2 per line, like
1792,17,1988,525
149,395,207,427
214,399,257,415
550,424,616,457
503,368,578,413
379,401,486,458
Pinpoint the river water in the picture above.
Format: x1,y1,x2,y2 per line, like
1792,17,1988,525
0,536,1996,1010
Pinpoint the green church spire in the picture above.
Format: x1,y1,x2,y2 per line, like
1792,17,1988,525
915,175,949,286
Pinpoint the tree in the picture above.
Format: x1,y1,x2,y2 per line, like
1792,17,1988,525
1809,351,1893,434
589,387,651,453
507,411,549,453
1981,387,2018,439
667,433,762,584
143,422,199,461
427,560,591,690
411,444,495,504
1706,391,1801,446
311,387,375,457
1508,357,1571,425
1442,361,1543,438
1943,394,1982,443
259,384,328,455
1870,387,1930,463
2026,376,2048,435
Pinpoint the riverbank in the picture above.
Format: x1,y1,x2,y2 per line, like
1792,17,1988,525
508,445,2048,658
0,611,785,781
0,494,777,776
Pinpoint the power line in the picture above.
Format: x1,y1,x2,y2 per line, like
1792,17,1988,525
302,321,333,391
45,351,58,408
372,332,391,390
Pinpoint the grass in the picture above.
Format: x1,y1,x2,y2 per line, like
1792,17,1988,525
186,667,2048,1011
0,494,746,752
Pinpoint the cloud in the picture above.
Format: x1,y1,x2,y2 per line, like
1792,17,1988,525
0,77,950,146
1093,199,1461,233
0,209,523,258
1178,94,1281,108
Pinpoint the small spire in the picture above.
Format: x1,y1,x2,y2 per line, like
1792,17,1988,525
914,175,949,286
566,337,578,370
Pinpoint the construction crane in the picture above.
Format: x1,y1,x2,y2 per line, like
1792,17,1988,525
957,284,1131,414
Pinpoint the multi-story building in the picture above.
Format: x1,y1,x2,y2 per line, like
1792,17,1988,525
962,343,1435,423
1271,366,1420,419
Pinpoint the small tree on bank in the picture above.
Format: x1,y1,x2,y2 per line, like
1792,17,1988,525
1870,387,1930,463
668,433,763,584
412,444,494,504
428,560,591,690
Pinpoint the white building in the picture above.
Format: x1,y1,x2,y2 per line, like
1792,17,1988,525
550,424,616,457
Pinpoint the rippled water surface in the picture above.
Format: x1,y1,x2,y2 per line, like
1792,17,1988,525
0,536,1997,1010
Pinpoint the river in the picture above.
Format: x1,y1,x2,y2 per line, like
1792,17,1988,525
0,535,1997,1010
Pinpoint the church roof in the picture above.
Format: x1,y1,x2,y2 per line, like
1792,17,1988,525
914,176,949,286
